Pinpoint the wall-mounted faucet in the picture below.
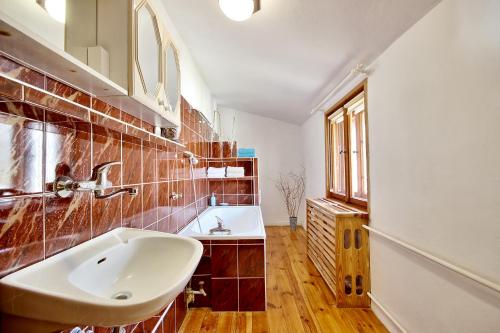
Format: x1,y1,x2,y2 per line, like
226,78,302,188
53,161,138,199
170,192,183,200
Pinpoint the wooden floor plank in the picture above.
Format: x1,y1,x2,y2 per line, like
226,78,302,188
179,227,388,333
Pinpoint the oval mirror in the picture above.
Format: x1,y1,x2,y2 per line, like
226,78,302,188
136,4,161,96
165,42,180,113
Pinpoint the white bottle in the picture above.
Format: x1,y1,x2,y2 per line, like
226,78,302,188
210,192,217,206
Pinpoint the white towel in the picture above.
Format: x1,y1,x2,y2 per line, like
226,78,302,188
207,167,226,178
226,167,245,174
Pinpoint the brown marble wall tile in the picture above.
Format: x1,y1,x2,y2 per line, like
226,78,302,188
175,292,187,332
156,144,170,181
142,183,157,227
0,101,44,121
44,192,91,258
142,140,156,183
90,98,124,133
122,134,142,185
238,245,265,277
211,142,222,159
45,112,91,189
224,180,238,194
211,278,238,311
211,245,237,278
0,112,44,197
92,125,121,186
46,77,90,107
25,87,89,121
238,195,254,205
0,76,23,100
163,302,176,333
209,180,223,196
238,278,265,311
157,182,171,220
237,179,253,194
222,195,238,205
91,195,122,237
0,55,45,88
122,185,142,229
157,216,175,234
0,196,43,277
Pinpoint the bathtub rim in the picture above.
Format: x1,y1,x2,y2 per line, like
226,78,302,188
179,205,267,240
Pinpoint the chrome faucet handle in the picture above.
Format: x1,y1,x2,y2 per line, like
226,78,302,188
215,216,223,227
94,161,121,188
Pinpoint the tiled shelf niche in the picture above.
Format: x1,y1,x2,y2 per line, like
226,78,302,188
207,158,259,206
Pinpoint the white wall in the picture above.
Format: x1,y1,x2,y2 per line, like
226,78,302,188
299,0,500,331
219,108,305,226
300,112,325,204
367,0,500,331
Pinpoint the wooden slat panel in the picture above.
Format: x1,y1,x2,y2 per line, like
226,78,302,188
306,199,370,308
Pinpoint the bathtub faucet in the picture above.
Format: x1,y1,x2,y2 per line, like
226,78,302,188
209,216,231,235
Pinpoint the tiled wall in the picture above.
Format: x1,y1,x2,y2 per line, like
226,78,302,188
190,239,266,312
0,53,214,332
207,158,259,206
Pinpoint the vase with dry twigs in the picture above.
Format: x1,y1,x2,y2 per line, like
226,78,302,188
275,170,305,230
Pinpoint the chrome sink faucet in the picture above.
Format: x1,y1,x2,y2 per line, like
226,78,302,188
53,161,138,199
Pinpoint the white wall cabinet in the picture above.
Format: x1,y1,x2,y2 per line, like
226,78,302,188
66,0,181,128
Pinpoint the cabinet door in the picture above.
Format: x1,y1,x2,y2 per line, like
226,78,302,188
162,39,181,125
134,0,162,98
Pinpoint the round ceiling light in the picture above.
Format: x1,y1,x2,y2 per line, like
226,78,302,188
219,0,255,22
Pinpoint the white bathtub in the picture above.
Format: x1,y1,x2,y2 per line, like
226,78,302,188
179,206,266,240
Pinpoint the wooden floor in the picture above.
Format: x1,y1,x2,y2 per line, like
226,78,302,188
179,227,388,333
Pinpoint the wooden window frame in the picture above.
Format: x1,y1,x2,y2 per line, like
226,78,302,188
324,80,369,208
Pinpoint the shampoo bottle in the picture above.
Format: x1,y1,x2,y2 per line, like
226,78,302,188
210,192,217,206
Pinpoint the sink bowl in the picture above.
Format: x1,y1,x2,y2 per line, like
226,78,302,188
0,228,203,332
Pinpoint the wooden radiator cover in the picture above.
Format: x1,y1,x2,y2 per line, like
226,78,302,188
306,198,370,308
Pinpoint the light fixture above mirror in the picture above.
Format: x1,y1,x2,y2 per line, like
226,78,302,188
37,0,66,23
219,0,260,22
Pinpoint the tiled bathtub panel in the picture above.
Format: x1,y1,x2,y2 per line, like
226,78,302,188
0,195,44,277
211,245,238,278
238,245,265,277
0,111,44,197
44,192,91,258
211,278,238,311
238,278,266,311
92,125,122,186
0,55,45,89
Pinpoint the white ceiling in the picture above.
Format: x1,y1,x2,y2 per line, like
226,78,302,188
161,0,439,124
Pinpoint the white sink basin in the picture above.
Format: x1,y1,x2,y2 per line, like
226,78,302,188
0,228,203,332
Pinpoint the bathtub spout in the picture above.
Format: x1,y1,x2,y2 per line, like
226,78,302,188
209,216,232,235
